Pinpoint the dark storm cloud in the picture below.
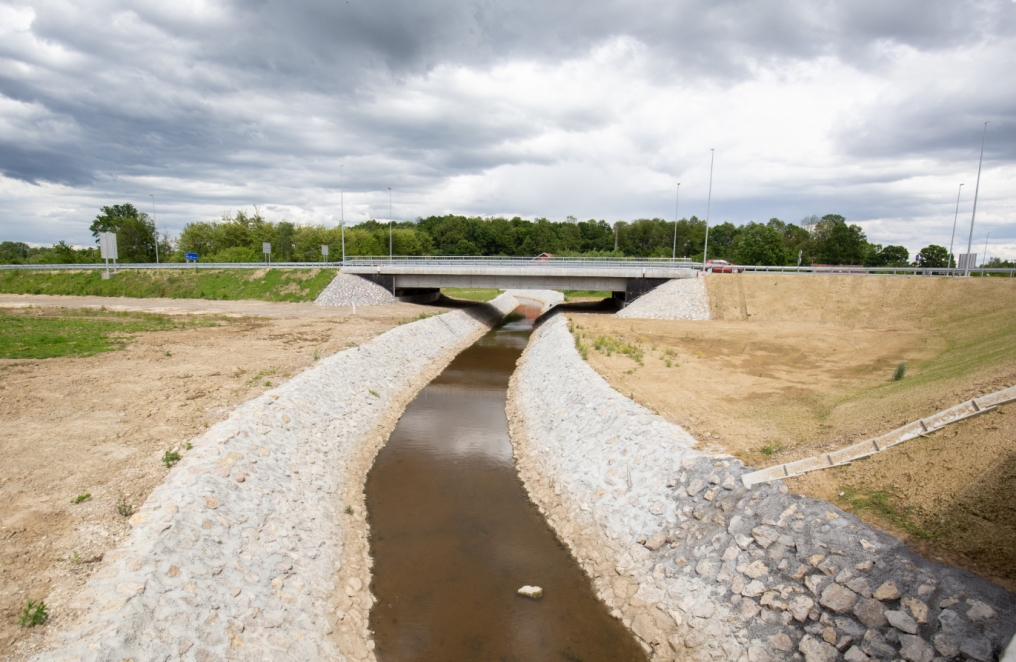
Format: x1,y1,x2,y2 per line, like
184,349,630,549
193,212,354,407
4,0,1013,183
1,0,1014,251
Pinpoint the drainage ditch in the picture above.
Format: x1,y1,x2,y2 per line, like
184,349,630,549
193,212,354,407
366,302,645,661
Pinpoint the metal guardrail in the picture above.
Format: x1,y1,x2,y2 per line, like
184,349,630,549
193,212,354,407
0,257,1012,277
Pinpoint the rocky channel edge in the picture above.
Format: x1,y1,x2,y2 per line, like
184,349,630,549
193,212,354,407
32,293,519,662
506,314,1016,662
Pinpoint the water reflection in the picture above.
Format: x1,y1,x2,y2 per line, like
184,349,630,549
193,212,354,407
366,303,646,662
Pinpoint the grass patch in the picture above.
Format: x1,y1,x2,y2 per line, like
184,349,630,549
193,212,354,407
0,268,337,302
441,287,501,302
892,362,906,381
592,334,644,364
837,485,937,540
562,289,611,302
0,308,221,359
72,493,91,504
18,600,48,628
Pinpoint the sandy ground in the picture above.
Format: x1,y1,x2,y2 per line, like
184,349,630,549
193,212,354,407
0,295,445,656
571,274,1016,590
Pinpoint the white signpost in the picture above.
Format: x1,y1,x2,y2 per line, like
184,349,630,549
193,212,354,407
99,232,118,279
958,253,977,273
263,242,271,265
322,244,329,263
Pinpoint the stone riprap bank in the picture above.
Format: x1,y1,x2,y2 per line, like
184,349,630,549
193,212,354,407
507,315,1015,662
34,294,519,662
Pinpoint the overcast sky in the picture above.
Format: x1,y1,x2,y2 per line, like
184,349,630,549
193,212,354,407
1,0,1014,259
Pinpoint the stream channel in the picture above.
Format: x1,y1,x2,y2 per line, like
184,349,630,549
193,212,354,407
366,301,646,661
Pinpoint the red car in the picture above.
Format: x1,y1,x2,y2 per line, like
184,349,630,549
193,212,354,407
705,259,742,273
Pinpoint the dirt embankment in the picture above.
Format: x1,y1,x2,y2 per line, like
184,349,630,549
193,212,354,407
0,297,441,658
572,274,1016,590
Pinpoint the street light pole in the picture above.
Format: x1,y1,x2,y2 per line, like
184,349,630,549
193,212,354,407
948,183,963,271
965,122,989,276
388,187,392,260
703,149,714,266
672,182,681,259
983,232,990,269
340,165,345,264
149,194,159,264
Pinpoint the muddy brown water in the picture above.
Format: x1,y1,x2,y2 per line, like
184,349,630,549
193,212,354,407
366,303,646,661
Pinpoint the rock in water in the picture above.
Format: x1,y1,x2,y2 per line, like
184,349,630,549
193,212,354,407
518,585,543,599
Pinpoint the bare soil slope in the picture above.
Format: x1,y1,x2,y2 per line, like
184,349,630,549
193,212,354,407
0,297,441,657
570,274,1016,590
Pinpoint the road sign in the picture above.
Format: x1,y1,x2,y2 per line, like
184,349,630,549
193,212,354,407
262,242,271,255
322,245,329,256
99,232,118,260
958,253,977,271
185,252,198,262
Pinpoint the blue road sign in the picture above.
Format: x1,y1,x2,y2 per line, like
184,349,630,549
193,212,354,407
185,253,198,262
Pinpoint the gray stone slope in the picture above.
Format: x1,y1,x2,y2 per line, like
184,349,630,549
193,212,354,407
507,315,1015,662
314,273,397,306
616,276,710,320
34,294,519,662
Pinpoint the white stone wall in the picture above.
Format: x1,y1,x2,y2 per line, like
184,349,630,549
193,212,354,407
616,277,710,320
35,294,519,662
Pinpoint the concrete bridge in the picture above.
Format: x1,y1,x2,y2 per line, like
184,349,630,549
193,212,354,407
340,257,698,305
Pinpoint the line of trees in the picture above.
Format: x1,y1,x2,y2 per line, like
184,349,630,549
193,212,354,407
2,203,1012,269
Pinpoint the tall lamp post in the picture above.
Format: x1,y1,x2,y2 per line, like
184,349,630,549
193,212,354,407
948,183,963,271
340,165,345,264
149,194,159,264
672,182,681,259
982,232,990,270
964,122,989,276
388,187,393,260
702,149,714,267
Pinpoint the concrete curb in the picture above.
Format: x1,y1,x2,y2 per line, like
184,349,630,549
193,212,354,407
507,314,1016,662
32,294,519,662
742,385,1016,488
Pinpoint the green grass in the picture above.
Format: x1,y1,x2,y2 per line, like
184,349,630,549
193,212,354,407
837,485,937,540
162,449,182,468
72,493,91,504
18,600,48,628
441,287,501,302
562,289,611,302
591,334,644,364
0,308,221,359
0,268,337,302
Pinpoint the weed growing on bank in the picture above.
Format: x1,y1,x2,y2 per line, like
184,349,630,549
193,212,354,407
72,493,91,504
116,494,134,518
162,449,182,468
837,485,936,540
18,600,48,628
893,362,907,381
592,334,644,365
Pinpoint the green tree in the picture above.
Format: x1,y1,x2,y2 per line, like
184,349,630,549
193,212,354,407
810,215,867,265
914,244,950,268
0,241,30,263
865,244,910,267
735,223,789,265
90,203,158,262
